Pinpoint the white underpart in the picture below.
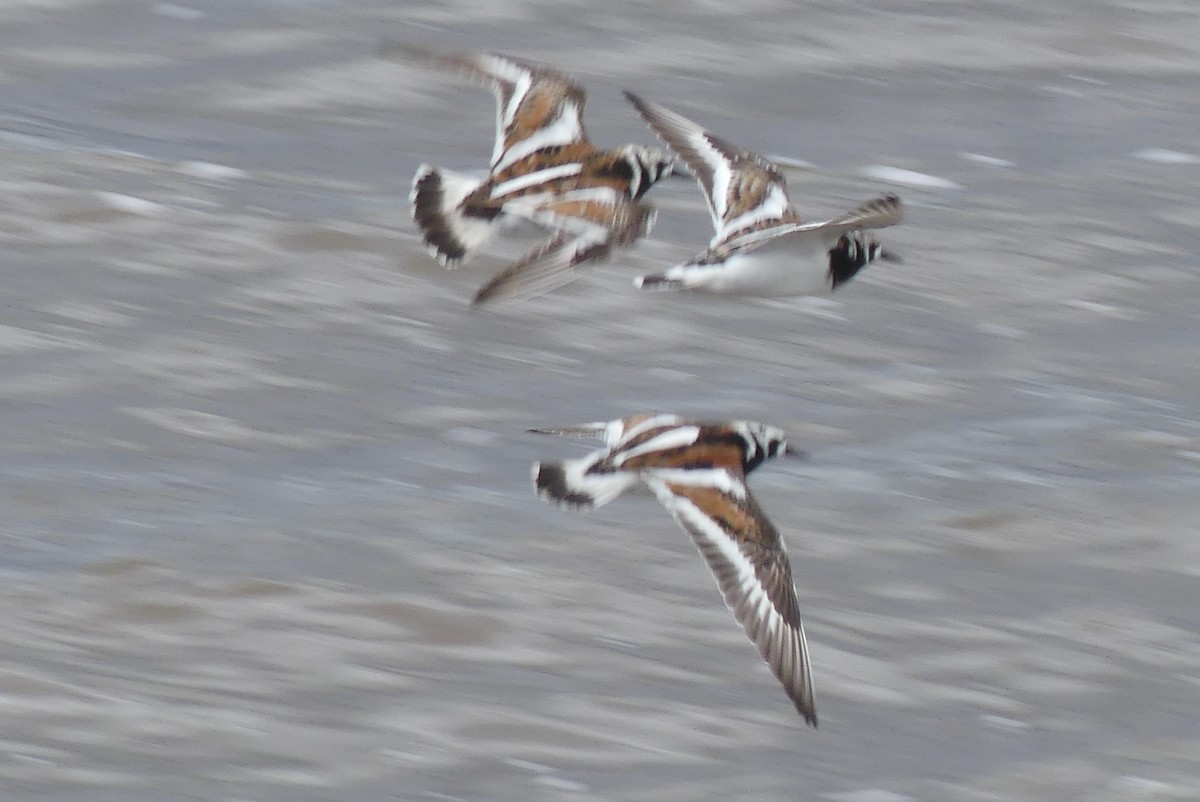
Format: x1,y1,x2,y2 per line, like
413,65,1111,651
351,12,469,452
659,252,822,296
654,219,847,296
494,103,585,173
490,162,583,199
644,467,746,499
715,184,790,244
613,425,701,464
617,414,685,447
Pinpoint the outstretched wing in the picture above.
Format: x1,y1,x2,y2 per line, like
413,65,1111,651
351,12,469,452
528,414,683,448
642,474,817,726
822,194,904,233
624,92,799,246
717,193,905,258
394,44,591,173
471,199,653,306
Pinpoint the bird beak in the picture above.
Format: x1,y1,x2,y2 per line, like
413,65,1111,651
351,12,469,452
782,444,809,460
879,249,903,264
667,164,694,180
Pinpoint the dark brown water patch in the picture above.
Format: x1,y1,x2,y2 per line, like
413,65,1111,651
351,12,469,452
114,601,200,624
337,600,497,647
277,225,386,253
943,512,1020,531
83,557,164,577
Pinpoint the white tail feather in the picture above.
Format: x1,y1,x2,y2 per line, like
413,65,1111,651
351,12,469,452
410,165,494,266
533,454,639,509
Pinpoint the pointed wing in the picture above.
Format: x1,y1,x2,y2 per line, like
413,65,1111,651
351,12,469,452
529,414,681,448
642,474,817,726
715,193,904,258
517,186,656,240
470,229,598,306
471,197,653,306
823,194,904,232
529,421,616,442
395,45,590,172
624,92,799,246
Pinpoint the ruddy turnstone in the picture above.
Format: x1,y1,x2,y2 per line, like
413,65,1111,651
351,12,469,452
393,46,678,305
531,414,818,726
624,91,903,297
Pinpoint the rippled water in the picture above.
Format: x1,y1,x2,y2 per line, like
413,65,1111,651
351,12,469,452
2,1,1200,799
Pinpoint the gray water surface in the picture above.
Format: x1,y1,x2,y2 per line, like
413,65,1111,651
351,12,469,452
3,1,1200,800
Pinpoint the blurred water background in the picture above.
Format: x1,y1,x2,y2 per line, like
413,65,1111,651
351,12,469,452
2,1,1200,799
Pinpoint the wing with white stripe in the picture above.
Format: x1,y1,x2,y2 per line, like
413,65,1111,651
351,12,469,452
528,415,682,448
508,184,647,237
392,45,590,172
711,194,905,261
454,53,590,171
643,476,817,726
822,194,904,232
529,422,612,440
470,223,625,308
624,92,799,245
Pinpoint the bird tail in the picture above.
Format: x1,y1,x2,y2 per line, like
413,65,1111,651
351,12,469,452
532,455,637,510
410,165,493,266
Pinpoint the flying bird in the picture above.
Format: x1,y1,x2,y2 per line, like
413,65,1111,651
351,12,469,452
624,91,902,297
531,413,818,726
390,46,678,305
